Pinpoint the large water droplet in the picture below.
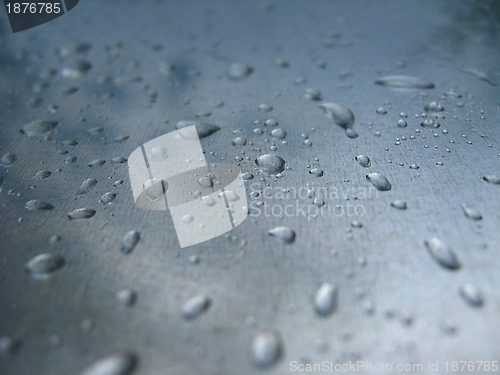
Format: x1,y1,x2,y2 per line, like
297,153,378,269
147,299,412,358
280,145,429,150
255,154,285,174
175,121,220,138
424,237,461,270
458,284,483,307
20,120,58,137
252,331,282,368
319,102,355,129
100,192,117,204
25,200,54,210
79,351,138,375
355,155,371,167
68,208,96,220
116,289,137,306
33,170,51,180
26,253,65,277
121,230,140,254
374,75,435,89
268,226,295,243
80,178,98,194
366,173,391,191
232,136,247,146
182,294,211,319
270,128,286,139
314,283,337,316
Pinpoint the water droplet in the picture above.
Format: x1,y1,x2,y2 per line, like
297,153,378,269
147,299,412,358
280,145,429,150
461,204,482,220
259,103,273,112
391,200,407,210
420,119,440,128
458,284,483,307
79,351,138,375
121,230,140,254
25,200,54,210
319,102,355,129
268,226,296,243
270,128,286,139
116,289,137,306
241,172,254,180
409,164,419,170
228,63,253,80
20,120,58,137
345,128,358,138
0,153,16,167
0,336,20,356
33,170,51,180
482,175,500,185
232,136,247,146
149,146,168,162
366,173,391,191
182,294,211,319
143,179,166,201
219,190,240,202
80,178,98,194
314,283,337,316
376,107,387,114
424,101,444,112
309,168,324,177
397,119,407,128
201,196,217,206
255,154,285,174
252,331,282,368
100,192,117,204
26,253,65,277
374,75,435,89
304,88,323,101
68,208,96,220
264,119,278,127
175,121,220,138
424,237,461,270
182,214,194,223
355,155,371,167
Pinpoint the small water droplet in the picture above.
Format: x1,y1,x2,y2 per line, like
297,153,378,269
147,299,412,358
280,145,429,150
309,168,324,177
355,155,371,167
458,284,483,307
0,153,16,167
424,237,461,270
25,200,54,210
264,119,278,127
461,204,482,220
228,63,253,80
255,154,285,174
424,101,445,112
304,88,323,101
80,178,98,194
345,128,358,138
376,107,387,114
270,128,286,139
397,119,407,128
33,170,51,180
100,192,117,204
26,253,65,277
314,283,337,316
252,331,282,368
366,173,391,191
232,137,247,146
258,103,273,112
79,351,138,375
68,208,96,220
182,294,211,319
374,75,435,89
391,200,407,210
116,289,137,306
268,226,295,243
319,102,355,129
420,119,440,128
121,230,140,254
